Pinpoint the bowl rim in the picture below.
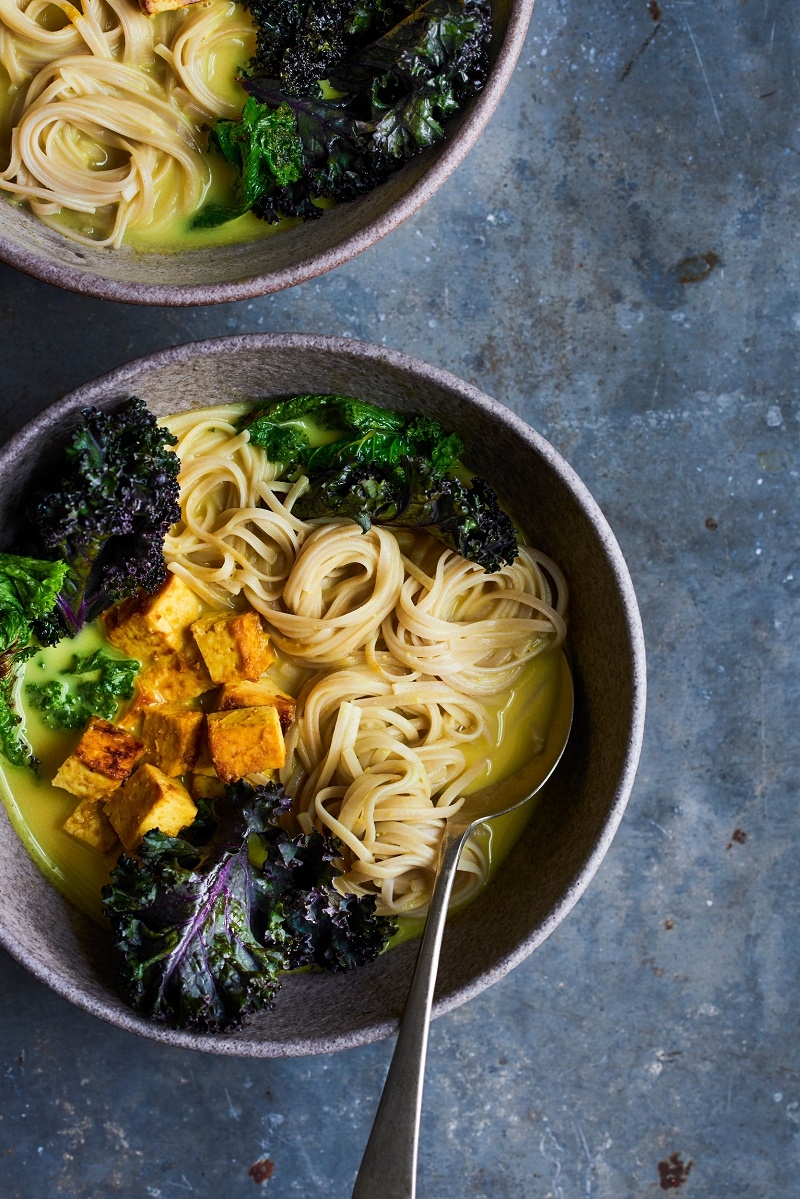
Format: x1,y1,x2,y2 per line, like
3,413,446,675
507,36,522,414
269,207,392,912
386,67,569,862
0,0,536,306
0,333,647,1056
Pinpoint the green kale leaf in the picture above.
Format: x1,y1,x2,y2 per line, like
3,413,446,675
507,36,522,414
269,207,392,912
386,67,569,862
26,649,139,731
241,393,462,474
30,398,181,640
102,781,395,1033
241,394,513,569
0,553,68,770
192,100,304,229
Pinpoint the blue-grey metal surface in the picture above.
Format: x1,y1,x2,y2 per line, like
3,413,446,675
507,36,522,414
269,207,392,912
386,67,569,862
1,0,797,1195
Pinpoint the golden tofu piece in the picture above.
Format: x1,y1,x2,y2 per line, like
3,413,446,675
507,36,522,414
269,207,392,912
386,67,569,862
138,641,214,704
191,737,218,777
63,796,120,855
52,717,145,802
191,609,275,685
217,679,296,731
206,706,286,784
105,764,197,854
102,573,203,660
139,0,204,12
141,703,205,776
189,773,226,802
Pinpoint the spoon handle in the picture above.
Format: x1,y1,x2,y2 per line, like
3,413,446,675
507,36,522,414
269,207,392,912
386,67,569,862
352,822,470,1199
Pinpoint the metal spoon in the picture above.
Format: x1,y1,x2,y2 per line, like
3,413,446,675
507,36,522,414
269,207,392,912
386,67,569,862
353,653,574,1199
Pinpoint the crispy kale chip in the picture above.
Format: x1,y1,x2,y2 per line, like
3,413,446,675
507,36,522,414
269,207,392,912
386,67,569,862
240,393,463,473
199,0,490,226
26,648,139,731
244,0,415,84
0,553,68,769
294,458,518,571
243,0,306,77
31,398,180,640
102,781,395,1033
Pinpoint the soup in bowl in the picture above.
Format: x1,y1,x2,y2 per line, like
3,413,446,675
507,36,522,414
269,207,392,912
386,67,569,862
0,333,645,1056
0,0,536,304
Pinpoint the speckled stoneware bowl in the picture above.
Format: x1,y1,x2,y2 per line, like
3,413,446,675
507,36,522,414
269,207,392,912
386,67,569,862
0,334,645,1056
0,0,534,305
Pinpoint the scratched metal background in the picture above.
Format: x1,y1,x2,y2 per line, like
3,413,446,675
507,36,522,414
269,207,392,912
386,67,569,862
1,0,798,1195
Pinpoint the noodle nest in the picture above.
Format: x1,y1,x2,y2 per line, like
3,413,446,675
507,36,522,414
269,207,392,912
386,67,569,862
164,406,568,915
0,0,253,245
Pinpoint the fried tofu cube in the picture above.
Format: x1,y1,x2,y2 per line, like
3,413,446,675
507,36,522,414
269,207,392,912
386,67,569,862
191,737,218,777
63,796,120,855
105,764,197,853
141,703,205,776
138,641,214,704
52,717,145,802
217,679,296,731
191,609,275,685
139,0,204,13
102,574,203,660
206,706,286,784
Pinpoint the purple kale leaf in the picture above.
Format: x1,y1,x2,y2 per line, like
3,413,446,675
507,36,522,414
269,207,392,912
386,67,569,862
32,398,180,640
103,781,395,1033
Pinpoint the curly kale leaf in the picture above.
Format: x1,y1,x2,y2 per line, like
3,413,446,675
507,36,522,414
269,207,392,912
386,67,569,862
103,781,395,1032
276,834,395,970
243,0,306,76
243,0,416,83
279,0,354,95
233,780,396,971
192,100,304,229
241,393,462,474
329,0,491,160
26,649,139,731
241,85,383,214
294,458,518,572
31,398,180,639
204,0,490,226
0,637,37,771
102,788,292,1033
241,394,512,568
0,554,68,769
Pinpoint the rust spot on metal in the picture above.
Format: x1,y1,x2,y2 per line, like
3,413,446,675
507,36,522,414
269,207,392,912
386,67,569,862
704,516,718,530
620,22,661,81
677,252,719,284
249,1159,276,1184
648,1,661,18
727,827,747,849
658,1153,693,1189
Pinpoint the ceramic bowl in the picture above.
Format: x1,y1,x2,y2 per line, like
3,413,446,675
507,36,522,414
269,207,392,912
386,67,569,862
0,0,535,305
0,334,646,1056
